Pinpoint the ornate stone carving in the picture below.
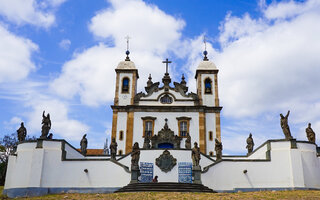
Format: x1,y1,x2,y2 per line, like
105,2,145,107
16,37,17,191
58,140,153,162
280,110,293,140
246,133,254,154
143,137,151,149
151,119,182,149
40,110,51,139
131,142,140,168
110,137,118,160
192,142,200,166
80,134,87,156
215,139,223,160
155,149,177,173
306,123,316,143
17,122,27,142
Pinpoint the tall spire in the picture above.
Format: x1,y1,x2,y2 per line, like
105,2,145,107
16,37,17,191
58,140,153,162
125,35,131,61
203,35,209,61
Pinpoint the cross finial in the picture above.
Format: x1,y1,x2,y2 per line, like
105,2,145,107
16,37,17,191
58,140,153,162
162,58,172,74
124,35,131,61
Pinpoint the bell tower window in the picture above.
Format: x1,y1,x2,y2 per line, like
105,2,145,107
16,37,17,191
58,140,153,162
204,78,212,94
122,77,130,93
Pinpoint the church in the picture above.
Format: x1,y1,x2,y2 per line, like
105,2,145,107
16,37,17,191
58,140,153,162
111,50,221,156
4,49,320,198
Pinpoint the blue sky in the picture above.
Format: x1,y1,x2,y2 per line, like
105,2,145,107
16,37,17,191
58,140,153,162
0,0,319,155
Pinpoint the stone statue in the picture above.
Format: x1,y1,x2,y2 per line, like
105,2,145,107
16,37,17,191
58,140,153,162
215,139,223,160
17,122,27,142
40,111,51,139
185,133,191,149
143,136,151,149
306,123,316,143
131,142,140,167
80,134,87,156
110,137,118,160
280,110,293,140
246,133,254,154
191,142,200,166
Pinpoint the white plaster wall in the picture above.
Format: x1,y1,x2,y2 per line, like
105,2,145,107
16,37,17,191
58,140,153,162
140,90,193,101
132,112,200,148
5,141,130,190
248,144,269,159
202,141,320,191
116,112,127,154
200,74,215,107
118,73,133,106
205,113,216,154
65,143,83,159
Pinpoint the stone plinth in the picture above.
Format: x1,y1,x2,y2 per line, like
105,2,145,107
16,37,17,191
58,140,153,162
192,165,201,184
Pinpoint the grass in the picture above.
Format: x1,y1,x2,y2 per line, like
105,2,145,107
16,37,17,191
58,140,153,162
1,187,320,200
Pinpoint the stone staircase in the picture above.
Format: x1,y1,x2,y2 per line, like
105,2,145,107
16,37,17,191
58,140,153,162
115,182,216,193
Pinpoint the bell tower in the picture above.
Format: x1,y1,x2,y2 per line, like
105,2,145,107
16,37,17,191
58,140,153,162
195,46,221,154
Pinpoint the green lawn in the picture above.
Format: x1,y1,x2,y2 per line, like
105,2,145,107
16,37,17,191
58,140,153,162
1,187,320,200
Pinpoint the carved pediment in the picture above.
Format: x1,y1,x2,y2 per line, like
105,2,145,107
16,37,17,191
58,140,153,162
151,119,182,149
155,150,177,173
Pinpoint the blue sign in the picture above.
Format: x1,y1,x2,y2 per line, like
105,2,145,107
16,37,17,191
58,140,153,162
140,162,153,183
178,162,192,183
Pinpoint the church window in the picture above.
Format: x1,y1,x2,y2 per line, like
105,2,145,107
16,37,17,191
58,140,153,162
122,77,130,93
118,150,123,155
141,116,156,137
119,131,124,141
209,131,213,141
177,117,191,138
160,94,173,104
209,151,214,156
204,78,212,94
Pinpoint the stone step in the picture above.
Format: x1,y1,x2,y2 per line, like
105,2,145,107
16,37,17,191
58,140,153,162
115,182,216,193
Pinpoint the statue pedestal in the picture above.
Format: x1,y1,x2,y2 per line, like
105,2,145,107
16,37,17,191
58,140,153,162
130,165,140,183
192,165,201,184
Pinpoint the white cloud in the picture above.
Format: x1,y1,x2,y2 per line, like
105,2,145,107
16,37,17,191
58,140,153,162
59,39,71,50
0,24,38,83
51,0,185,106
26,96,89,141
0,0,66,28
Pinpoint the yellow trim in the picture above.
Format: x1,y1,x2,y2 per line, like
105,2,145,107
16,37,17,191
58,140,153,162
214,74,219,107
215,113,221,142
111,111,118,140
197,73,203,105
114,73,120,105
130,72,137,105
199,112,206,154
125,112,134,153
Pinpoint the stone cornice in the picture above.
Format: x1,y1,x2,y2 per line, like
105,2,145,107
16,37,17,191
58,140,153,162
111,105,223,113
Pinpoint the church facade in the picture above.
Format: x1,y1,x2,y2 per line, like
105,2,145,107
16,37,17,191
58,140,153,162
111,54,221,155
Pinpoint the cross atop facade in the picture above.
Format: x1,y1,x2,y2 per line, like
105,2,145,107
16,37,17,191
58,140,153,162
203,35,207,51
162,58,172,74
125,35,131,51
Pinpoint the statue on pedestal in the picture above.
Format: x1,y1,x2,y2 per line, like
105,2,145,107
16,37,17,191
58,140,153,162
143,136,151,149
185,133,191,149
17,122,27,142
280,110,293,140
191,142,200,166
131,142,140,167
40,111,51,139
110,137,118,160
80,134,88,156
215,139,223,160
306,123,316,143
246,133,254,154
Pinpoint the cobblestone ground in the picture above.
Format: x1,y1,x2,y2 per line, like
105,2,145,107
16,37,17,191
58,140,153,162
2,190,320,200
